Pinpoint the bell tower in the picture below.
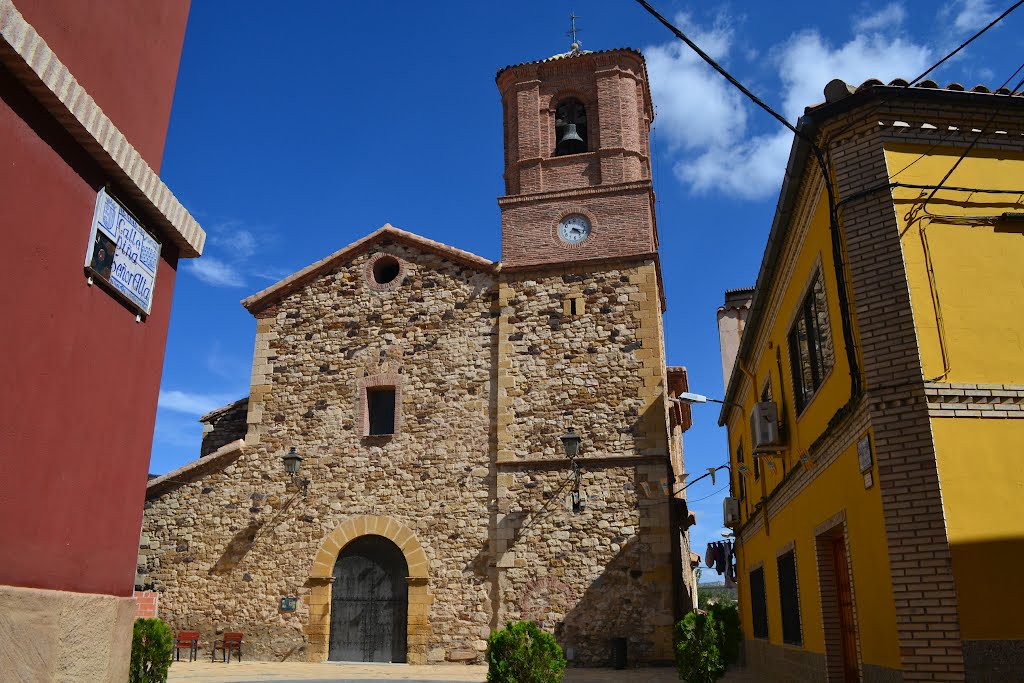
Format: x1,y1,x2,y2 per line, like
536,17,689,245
496,48,658,268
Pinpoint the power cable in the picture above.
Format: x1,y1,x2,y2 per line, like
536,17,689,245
921,68,1024,213
634,0,863,403
689,484,729,503
907,0,1024,87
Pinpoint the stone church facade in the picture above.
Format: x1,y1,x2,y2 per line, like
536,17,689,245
140,46,697,666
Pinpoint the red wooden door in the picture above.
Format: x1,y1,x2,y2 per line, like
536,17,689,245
831,536,859,683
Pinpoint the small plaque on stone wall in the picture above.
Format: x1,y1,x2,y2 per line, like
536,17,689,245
279,596,298,612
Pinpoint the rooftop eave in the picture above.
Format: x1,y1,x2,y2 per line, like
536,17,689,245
0,0,205,257
717,80,1024,426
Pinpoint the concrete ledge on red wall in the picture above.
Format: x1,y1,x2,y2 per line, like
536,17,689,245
0,584,136,682
0,0,205,257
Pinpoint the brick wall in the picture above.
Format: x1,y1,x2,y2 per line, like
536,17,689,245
825,106,966,681
133,590,158,618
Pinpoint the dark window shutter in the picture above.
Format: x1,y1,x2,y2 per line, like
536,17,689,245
777,550,802,646
750,567,769,639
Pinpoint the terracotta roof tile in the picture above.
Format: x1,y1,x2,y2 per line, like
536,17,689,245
198,396,248,424
807,77,1024,114
496,46,645,79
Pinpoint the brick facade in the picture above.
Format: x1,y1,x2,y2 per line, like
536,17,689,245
725,86,1024,681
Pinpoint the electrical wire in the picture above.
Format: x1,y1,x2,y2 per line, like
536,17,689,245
907,0,1024,86
688,484,730,503
921,69,1024,214
634,0,863,403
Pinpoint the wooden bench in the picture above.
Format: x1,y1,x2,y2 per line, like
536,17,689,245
173,631,199,662
211,632,243,663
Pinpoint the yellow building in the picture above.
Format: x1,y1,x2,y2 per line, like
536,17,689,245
716,78,1024,682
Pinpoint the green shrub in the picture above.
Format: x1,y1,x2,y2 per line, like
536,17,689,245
708,602,741,666
129,618,173,683
486,620,566,683
674,611,725,683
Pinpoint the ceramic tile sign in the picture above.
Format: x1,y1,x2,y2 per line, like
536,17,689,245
279,596,298,612
84,188,160,315
857,434,873,473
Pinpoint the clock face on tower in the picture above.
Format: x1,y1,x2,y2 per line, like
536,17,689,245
558,214,592,244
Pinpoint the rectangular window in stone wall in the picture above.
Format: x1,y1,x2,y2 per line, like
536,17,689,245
788,269,834,414
777,549,802,646
367,387,396,435
750,566,769,639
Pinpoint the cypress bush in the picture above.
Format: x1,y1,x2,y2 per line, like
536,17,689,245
486,620,566,683
708,602,741,666
674,611,725,683
129,618,174,683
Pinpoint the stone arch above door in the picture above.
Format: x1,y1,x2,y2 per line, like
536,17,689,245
304,515,432,664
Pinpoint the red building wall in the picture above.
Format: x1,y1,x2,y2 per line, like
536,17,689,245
14,0,191,171
0,1,191,598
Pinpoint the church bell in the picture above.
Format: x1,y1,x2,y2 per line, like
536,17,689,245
557,123,586,155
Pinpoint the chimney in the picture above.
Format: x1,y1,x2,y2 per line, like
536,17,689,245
716,288,754,392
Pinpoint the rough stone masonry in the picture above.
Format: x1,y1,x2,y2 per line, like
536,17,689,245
140,45,694,666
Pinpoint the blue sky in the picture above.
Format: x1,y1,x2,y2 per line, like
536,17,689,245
152,0,1024,572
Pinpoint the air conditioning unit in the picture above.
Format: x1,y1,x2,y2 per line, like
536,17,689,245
723,497,740,528
750,401,783,453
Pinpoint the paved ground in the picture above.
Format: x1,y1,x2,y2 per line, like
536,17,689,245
167,661,763,682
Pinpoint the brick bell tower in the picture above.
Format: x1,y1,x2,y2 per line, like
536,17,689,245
491,46,684,663
496,47,658,268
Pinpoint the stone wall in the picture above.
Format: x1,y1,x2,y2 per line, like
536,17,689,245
200,397,248,457
141,239,686,665
142,241,498,662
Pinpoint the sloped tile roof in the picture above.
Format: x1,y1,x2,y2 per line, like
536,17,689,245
197,396,248,424
146,439,245,499
806,77,1024,113
496,46,646,79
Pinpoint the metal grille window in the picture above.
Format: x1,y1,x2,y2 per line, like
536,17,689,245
777,550,803,646
750,566,769,639
367,387,396,436
788,270,835,413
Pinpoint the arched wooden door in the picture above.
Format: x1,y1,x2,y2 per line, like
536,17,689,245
329,535,409,663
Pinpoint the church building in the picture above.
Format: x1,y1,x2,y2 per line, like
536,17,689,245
140,44,697,666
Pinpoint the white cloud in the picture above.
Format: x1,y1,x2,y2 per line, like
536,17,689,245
775,30,932,120
212,224,258,259
854,3,906,33
646,13,746,154
158,389,236,415
188,256,245,287
674,129,793,200
947,0,999,34
648,12,932,201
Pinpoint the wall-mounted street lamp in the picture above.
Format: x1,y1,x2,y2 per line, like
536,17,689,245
281,446,309,497
560,428,584,513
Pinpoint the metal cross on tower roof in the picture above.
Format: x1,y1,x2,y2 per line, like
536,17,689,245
567,12,581,50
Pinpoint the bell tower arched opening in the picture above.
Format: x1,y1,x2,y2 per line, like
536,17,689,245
554,97,588,156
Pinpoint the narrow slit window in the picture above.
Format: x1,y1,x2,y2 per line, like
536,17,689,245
367,387,396,436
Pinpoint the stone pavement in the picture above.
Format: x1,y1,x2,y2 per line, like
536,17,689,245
167,661,764,682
